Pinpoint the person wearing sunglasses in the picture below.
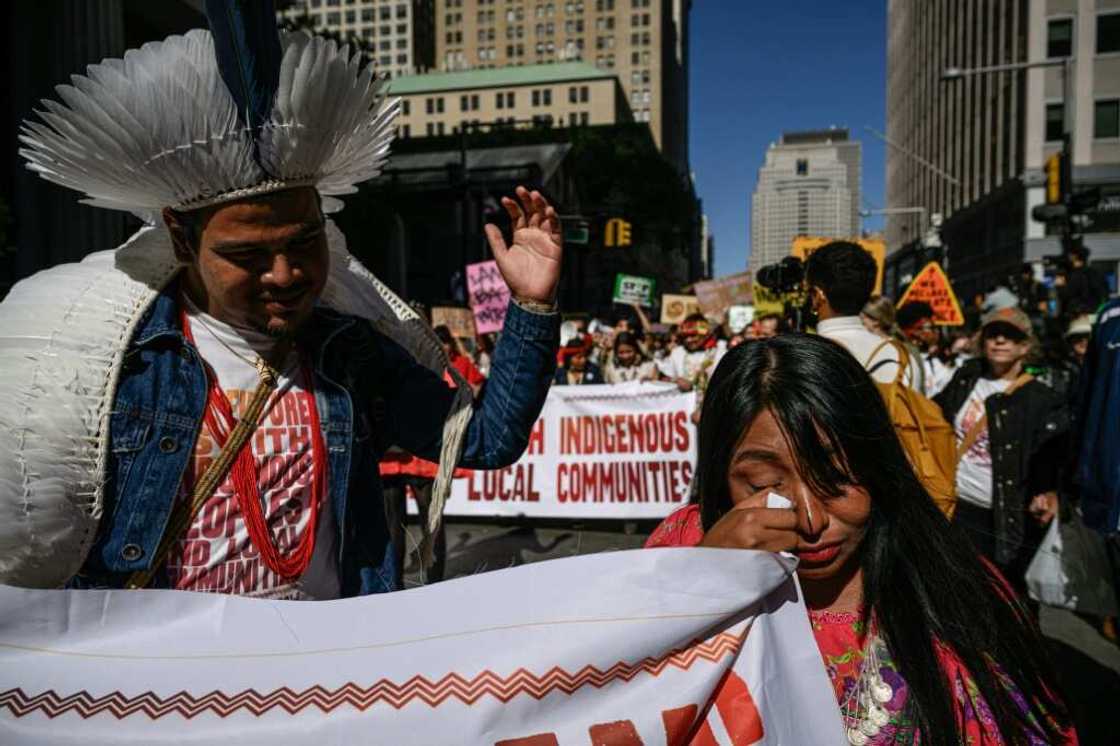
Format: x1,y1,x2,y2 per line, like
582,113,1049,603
934,307,1068,599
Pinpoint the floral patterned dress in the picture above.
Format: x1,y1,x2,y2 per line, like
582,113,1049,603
645,505,1076,745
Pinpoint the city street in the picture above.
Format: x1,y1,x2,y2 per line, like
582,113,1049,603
407,518,1120,745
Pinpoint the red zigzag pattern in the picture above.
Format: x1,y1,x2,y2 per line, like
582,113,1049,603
0,631,742,721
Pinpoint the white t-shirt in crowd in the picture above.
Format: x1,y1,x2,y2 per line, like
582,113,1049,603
656,344,725,386
816,316,923,387
953,376,1011,510
603,358,657,384
922,353,962,399
165,302,340,600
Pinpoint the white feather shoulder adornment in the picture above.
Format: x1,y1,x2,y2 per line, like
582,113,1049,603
18,29,399,221
0,223,470,588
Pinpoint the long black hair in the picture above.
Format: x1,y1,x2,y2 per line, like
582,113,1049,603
695,334,1070,746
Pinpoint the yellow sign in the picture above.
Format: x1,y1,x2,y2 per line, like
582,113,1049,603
790,236,885,295
605,218,632,248
897,262,964,326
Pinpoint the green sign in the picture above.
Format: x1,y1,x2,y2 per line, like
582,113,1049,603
612,273,656,307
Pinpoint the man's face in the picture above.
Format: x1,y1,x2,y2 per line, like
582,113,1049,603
906,318,937,348
168,187,328,337
755,318,779,339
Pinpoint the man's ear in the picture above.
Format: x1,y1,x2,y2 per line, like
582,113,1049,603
162,207,196,264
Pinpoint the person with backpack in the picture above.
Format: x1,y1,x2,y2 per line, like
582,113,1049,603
934,307,1068,598
806,243,957,518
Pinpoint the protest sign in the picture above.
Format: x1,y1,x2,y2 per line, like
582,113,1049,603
897,261,964,326
660,294,700,325
612,274,656,307
466,260,511,334
727,305,755,333
0,550,845,744
431,306,477,340
791,236,885,294
443,382,697,519
693,272,752,320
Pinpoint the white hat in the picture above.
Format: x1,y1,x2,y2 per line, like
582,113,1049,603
19,29,399,222
1066,314,1094,338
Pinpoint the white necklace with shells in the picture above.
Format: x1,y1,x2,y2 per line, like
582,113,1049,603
840,629,894,745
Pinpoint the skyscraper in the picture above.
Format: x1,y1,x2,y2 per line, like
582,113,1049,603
749,129,862,281
885,0,1120,297
277,0,435,79
434,0,690,169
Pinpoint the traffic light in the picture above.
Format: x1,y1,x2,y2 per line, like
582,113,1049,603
604,218,632,248
1044,152,1062,205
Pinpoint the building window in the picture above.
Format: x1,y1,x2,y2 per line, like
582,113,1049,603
425,98,433,115
402,124,410,138
402,99,410,116
569,86,578,103
580,111,589,125
532,89,540,106
543,89,552,105
327,11,341,24
1045,103,1064,142
437,122,445,136
580,85,589,102
472,94,480,110
461,94,470,111
426,122,434,136
1099,13,1120,54
796,159,809,176
1047,18,1073,58
496,92,505,109
1095,99,1120,138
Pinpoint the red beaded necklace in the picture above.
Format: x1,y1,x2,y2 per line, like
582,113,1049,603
181,308,326,581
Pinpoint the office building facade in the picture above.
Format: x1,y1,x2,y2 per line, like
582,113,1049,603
749,129,862,281
277,0,435,79
885,0,1120,297
433,0,690,168
388,62,631,138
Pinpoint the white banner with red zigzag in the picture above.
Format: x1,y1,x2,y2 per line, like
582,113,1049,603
0,549,844,744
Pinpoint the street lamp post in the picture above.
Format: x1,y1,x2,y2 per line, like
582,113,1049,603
942,58,1074,255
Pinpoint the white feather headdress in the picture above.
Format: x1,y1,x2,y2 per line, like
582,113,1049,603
19,29,400,220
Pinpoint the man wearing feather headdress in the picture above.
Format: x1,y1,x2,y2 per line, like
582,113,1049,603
0,0,561,598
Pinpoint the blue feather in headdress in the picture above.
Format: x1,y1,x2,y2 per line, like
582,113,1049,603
204,0,282,171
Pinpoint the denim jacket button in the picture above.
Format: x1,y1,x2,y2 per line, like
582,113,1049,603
159,436,178,453
179,345,192,361
121,543,144,562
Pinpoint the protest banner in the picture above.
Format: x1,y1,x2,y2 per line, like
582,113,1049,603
0,550,845,744
612,274,656,307
897,261,964,326
431,306,477,340
727,305,755,333
693,272,752,321
660,294,700,325
442,382,697,519
466,260,511,334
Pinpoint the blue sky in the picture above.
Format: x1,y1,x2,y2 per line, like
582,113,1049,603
689,3,888,278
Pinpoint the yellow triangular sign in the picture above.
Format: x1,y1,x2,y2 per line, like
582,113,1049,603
897,262,964,326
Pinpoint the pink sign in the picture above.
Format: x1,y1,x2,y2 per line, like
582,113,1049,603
466,260,511,334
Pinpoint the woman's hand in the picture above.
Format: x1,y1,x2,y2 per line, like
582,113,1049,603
699,499,804,553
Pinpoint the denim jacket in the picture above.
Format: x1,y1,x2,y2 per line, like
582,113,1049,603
71,284,558,595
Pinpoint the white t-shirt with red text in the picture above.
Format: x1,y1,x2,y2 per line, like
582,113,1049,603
953,377,1011,510
165,303,340,600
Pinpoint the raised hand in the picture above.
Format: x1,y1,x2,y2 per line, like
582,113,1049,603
484,186,563,306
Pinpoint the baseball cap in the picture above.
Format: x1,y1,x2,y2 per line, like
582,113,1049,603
981,306,1032,338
